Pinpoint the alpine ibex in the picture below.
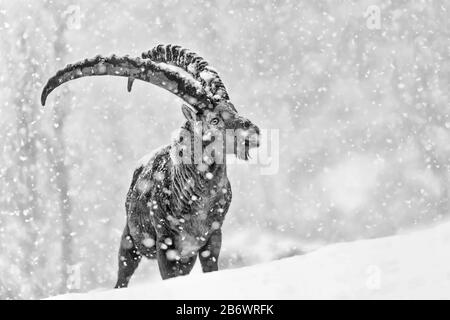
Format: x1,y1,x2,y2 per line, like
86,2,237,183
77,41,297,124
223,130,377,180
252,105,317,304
41,44,260,288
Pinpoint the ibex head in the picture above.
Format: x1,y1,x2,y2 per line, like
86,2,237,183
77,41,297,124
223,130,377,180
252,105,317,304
179,100,260,162
41,44,260,160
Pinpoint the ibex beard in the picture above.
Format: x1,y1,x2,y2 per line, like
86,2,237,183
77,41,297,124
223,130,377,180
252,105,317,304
40,44,260,288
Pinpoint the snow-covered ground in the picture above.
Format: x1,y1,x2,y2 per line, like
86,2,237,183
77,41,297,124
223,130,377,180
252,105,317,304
49,221,450,300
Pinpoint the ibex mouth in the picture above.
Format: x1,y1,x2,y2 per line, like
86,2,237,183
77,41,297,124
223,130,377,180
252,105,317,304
236,132,260,161
247,134,260,148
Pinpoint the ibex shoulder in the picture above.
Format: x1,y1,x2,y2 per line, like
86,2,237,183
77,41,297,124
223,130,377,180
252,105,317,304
136,145,169,170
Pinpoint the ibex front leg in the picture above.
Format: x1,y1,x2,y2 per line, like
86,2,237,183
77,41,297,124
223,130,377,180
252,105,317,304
115,225,142,288
199,229,222,273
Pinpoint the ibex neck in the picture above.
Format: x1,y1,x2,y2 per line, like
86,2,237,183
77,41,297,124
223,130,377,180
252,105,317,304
169,123,228,216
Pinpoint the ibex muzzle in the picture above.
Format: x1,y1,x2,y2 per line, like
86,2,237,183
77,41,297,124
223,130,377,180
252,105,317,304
41,44,260,287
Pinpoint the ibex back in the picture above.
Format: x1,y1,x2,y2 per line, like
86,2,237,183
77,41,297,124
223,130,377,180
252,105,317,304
41,44,260,288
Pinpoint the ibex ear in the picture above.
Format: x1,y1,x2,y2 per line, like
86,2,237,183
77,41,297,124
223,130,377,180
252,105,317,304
181,104,198,122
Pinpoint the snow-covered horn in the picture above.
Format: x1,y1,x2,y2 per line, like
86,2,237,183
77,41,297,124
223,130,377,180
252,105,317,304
142,44,230,103
41,54,209,109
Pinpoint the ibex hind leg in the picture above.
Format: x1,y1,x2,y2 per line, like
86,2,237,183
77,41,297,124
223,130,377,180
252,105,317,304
199,228,222,273
114,225,142,288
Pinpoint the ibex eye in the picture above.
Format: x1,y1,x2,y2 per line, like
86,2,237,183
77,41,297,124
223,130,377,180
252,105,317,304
210,118,219,125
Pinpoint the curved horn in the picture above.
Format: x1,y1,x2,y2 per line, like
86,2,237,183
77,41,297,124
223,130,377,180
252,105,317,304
41,54,210,109
142,44,230,102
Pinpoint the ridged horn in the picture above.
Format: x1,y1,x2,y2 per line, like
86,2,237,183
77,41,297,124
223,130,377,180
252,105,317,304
41,54,210,109
141,44,230,102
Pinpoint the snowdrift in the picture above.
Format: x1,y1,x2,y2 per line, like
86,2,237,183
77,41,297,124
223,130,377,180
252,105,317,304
49,221,450,299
